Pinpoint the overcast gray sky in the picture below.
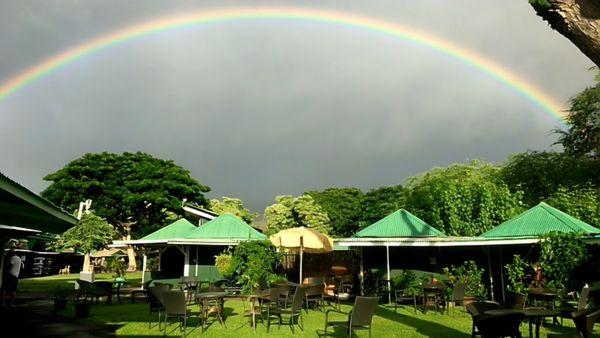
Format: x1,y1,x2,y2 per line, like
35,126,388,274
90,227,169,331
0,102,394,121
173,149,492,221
0,0,595,212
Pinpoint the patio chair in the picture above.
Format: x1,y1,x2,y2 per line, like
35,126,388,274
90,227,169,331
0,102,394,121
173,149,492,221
304,277,325,311
161,290,191,336
395,289,417,314
324,277,352,310
466,301,503,337
130,279,153,303
559,286,591,325
446,282,467,315
148,284,170,329
267,285,307,333
473,312,525,338
504,290,527,310
324,296,379,338
572,308,600,338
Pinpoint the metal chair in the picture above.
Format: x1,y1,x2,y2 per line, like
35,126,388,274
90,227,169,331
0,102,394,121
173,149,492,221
324,296,379,338
572,308,600,338
466,301,503,337
161,290,191,336
504,290,527,310
147,284,170,330
304,277,325,311
267,286,307,333
559,286,591,325
474,312,525,338
395,289,418,314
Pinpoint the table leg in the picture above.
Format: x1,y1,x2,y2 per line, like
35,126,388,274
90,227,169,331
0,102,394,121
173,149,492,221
529,318,533,337
252,298,256,332
535,317,541,338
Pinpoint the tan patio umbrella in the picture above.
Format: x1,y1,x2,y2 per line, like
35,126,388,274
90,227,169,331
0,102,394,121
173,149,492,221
270,226,334,283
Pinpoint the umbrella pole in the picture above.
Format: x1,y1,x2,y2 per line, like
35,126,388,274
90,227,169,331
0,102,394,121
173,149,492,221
299,236,304,284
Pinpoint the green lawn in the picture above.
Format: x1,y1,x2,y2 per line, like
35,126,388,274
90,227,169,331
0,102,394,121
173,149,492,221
19,274,597,337
19,272,142,293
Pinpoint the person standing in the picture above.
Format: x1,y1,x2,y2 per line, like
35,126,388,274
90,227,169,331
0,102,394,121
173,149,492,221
1,250,24,308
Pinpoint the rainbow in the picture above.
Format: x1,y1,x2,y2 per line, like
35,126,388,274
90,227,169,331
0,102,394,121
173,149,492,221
0,7,565,120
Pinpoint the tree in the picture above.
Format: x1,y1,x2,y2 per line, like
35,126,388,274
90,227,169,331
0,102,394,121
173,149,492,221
405,161,523,236
51,213,116,273
305,187,364,237
209,197,257,224
359,185,406,227
555,72,600,157
529,0,600,67
501,151,600,206
42,152,211,270
264,195,331,235
546,185,600,228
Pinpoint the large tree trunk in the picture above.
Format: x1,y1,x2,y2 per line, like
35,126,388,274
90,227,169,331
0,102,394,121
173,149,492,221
532,0,600,66
82,253,92,273
119,221,138,272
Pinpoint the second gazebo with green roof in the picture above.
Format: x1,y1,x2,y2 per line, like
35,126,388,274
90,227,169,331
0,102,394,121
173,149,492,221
481,202,600,239
354,209,445,238
184,213,266,241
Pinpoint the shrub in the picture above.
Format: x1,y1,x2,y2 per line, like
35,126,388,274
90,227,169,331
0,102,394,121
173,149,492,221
391,270,420,296
539,232,587,292
505,255,530,293
214,251,233,277
444,260,488,300
227,241,285,293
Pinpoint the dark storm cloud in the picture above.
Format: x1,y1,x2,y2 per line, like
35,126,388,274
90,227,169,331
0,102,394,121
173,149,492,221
0,0,594,212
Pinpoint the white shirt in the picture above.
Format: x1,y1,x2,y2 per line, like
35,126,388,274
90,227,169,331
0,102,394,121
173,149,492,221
8,255,23,278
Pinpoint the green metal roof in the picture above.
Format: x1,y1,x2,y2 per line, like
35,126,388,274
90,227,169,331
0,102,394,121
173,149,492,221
354,209,446,238
0,172,77,234
481,202,600,238
185,214,266,240
140,218,197,241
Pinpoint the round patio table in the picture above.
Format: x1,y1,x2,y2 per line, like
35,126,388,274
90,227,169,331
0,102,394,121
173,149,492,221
421,285,444,314
484,308,560,338
196,292,229,332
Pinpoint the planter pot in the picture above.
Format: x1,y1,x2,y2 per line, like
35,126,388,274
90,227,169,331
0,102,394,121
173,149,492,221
462,296,476,307
74,303,90,318
53,299,67,312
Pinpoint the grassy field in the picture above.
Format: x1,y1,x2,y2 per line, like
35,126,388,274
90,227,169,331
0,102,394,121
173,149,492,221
19,272,142,293
19,274,597,337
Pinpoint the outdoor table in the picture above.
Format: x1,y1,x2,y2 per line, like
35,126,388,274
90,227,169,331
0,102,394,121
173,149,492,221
484,308,560,338
113,279,126,304
179,281,200,302
223,286,243,295
240,291,270,332
421,284,444,314
527,289,559,308
196,292,229,331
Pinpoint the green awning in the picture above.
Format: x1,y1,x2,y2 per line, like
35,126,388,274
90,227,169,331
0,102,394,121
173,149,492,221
185,214,266,240
481,202,600,238
140,218,197,241
354,209,446,238
0,172,77,234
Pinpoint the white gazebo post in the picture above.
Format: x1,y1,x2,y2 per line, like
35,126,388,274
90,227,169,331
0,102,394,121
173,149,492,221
359,247,365,296
141,252,147,284
299,236,304,284
386,244,391,304
195,245,199,277
183,246,190,277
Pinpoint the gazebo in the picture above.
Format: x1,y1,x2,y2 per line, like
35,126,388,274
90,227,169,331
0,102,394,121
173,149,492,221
480,202,600,239
114,214,266,283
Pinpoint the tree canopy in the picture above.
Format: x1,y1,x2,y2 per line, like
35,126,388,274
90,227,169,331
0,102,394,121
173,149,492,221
42,152,211,237
359,185,406,227
405,161,523,236
209,197,257,224
306,187,363,237
264,195,331,235
50,212,115,254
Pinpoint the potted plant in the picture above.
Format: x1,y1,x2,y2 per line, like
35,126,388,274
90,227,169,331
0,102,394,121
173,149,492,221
53,287,69,312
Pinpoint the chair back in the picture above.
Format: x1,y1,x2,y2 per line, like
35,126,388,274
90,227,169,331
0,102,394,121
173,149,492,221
466,301,502,319
148,285,170,309
476,312,525,337
577,286,591,311
290,286,308,313
349,296,379,327
154,282,173,290
504,290,527,310
269,287,283,302
452,283,467,302
161,290,187,316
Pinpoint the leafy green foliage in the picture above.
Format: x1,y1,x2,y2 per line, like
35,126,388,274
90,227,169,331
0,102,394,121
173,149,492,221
214,251,233,277
306,187,363,237
546,186,600,228
444,261,488,300
556,72,600,157
226,241,285,293
406,161,523,236
264,195,331,235
359,185,406,227
539,232,587,292
105,256,126,279
391,270,421,296
42,152,211,237
529,0,551,10
209,197,257,224
51,213,115,255
501,151,600,206
505,255,531,293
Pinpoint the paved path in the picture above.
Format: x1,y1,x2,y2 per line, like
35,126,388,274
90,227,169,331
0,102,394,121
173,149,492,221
0,294,117,337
